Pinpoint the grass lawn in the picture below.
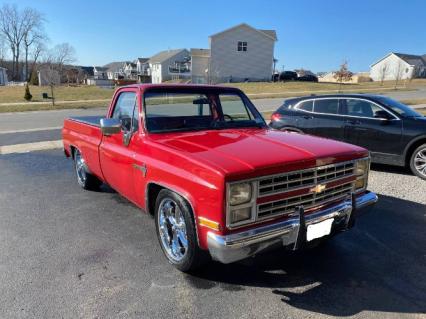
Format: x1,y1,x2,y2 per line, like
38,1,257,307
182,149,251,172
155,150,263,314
417,108,426,115
0,79,425,113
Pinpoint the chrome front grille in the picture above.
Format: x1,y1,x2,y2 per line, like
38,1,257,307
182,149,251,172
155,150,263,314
258,162,355,196
258,182,354,219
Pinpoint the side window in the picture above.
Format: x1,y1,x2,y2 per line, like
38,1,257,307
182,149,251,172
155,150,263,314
344,99,382,118
220,94,252,121
313,99,339,114
112,92,138,131
297,100,313,112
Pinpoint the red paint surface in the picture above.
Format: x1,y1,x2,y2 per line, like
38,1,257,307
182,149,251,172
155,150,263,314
62,84,369,249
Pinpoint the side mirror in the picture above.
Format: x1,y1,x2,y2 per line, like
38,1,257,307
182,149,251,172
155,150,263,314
374,110,391,120
100,118,121,136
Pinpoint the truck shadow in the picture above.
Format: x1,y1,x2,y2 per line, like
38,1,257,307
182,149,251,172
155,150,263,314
187,194,426,316
370,163,412,176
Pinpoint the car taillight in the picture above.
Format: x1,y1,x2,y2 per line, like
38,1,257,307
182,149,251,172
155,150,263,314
271,113,282,122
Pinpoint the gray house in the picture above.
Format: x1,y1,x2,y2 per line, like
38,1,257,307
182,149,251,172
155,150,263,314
148,49,190,83
209,23,277,83
370,52,426,81
0,67,8,85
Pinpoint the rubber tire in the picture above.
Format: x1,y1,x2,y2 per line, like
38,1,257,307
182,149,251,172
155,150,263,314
73,149,102,190
154,189,209,272
409,143,426,180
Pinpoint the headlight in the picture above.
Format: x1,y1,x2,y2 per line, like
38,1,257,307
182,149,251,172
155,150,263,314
230,207,252,224
355,159,368,176
354,158,370,191
229,183,252,206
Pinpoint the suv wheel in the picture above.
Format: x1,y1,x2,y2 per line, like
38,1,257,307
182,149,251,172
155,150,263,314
410,144,426,180
154,189,209,272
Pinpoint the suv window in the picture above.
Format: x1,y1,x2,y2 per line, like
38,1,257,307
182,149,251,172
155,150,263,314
313,99,339,114
112,92,138,131
297,100,313,112
343,99,382,118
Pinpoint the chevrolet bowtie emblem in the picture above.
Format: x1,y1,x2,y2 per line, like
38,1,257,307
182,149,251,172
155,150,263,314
310,184,326,194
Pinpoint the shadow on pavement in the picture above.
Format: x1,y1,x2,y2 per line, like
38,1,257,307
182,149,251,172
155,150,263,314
187,194,426,316
370,163,412,176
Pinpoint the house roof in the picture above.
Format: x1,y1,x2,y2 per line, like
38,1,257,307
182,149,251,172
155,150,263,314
94,66,108,72
148,49,188,64
371,52,426,67
137,58,149,64
190,48,210,57
209,23,277,41
104,62,126,72
79,66,94,76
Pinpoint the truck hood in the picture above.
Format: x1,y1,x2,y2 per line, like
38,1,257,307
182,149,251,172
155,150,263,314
148,128,368,180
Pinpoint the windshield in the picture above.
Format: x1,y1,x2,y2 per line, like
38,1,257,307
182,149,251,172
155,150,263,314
375,96,422,118
144,89,265,133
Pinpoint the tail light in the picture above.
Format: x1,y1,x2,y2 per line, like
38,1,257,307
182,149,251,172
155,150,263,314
271,113,282,122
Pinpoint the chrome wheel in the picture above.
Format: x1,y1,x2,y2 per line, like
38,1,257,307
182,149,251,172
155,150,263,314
414,147,426,177
75,151,87,186
157,198,188,262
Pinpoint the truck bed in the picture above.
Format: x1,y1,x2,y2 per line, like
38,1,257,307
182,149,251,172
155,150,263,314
68,116,103,127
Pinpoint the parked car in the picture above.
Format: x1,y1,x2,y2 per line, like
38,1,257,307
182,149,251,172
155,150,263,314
279,71,298,81
270,94,426,179
297,74,318,82
63,85,377,272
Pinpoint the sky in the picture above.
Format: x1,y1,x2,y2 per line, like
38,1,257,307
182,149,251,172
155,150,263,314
1,0,426,72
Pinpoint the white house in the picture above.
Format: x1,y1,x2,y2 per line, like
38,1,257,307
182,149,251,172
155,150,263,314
370,52,426,81
124,62,137,79
0,67,8,86
209,23,277,83
93,66,108,80
136,58,149,76
104,62,126,80
148,49,190,83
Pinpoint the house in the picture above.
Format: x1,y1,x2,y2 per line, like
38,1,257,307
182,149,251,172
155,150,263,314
37,67,60,86
0,67,8,86
209,23,277,83
190,48,210,84
370,52,426,81
318,71,371,83
104,62,126,80
124,62,137,79
93,66,108,80
148,49,190,83
136,58,149,75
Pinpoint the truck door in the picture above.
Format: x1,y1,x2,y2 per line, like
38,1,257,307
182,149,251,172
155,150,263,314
99,89,140,202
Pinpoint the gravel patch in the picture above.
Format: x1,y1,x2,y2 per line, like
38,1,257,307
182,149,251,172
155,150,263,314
369,164,426,205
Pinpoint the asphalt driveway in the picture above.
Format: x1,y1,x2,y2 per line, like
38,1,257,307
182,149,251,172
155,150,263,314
0,150,425,318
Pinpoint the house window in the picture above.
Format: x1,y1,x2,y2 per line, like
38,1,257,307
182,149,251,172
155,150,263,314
237,41,247,52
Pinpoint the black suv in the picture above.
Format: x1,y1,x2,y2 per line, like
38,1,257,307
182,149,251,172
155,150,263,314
270,94,426,179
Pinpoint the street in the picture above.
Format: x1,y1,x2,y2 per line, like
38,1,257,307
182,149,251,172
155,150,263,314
0,149,425,318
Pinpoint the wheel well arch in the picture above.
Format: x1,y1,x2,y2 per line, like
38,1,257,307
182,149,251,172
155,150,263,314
404,137,426,165
146,182,201,247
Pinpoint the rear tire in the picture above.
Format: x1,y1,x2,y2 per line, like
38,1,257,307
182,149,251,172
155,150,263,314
410,144,426,180
73,149,102,190
154,189,209,272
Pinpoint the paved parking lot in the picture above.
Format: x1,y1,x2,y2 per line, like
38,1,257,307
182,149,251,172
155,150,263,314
0,149,425,318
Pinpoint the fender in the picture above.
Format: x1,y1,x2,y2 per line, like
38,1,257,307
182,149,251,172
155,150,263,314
145,180,202,247
403,134,426,159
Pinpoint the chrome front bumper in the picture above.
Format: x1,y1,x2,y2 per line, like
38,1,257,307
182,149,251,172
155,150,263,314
207,191,378,264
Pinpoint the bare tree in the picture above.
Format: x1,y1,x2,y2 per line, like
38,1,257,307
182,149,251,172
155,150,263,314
0,4,45,80
22,8,45,81
0,35,7,66
28,39,45,82
334,61,353,92
378,63,388,86
51,43,76,77
393,60,405,89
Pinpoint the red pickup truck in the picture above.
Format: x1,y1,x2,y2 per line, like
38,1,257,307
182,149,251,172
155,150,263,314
62,84,377,272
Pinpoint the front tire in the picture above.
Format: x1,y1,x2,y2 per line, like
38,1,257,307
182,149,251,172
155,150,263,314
154,189,209,272
73,149,102,190
410,144,426,180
